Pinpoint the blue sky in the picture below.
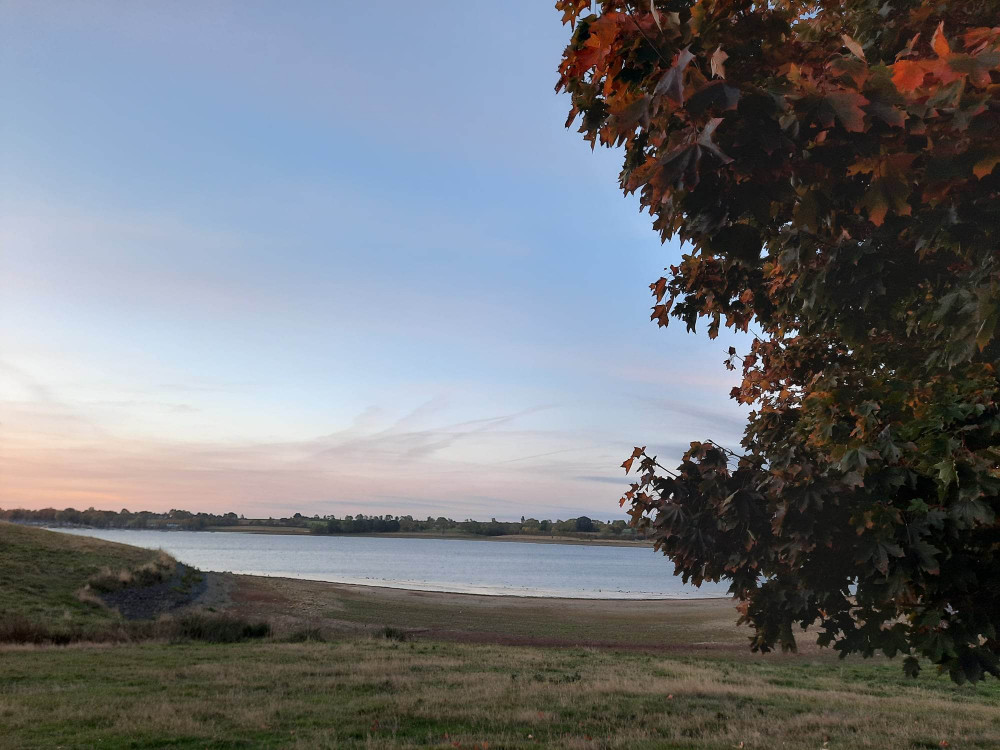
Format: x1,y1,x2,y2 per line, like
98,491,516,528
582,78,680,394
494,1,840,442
0,1,748,519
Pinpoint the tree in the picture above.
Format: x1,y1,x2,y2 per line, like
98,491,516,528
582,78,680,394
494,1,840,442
557,0,1000,683
575,515,596,532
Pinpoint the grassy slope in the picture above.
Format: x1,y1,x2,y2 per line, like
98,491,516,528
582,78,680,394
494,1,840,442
0,523,163,626
2,639,999,749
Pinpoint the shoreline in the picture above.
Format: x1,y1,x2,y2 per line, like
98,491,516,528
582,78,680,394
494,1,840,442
37,522,654,547
226,571,730,603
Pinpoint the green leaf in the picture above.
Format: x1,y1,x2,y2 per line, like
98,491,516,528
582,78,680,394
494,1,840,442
934,459,957,488
910,539,941,574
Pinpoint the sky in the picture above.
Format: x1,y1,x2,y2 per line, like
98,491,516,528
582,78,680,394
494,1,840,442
0,1,749,521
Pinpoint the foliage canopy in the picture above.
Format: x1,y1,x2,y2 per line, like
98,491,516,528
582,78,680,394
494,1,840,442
557,0,1000,682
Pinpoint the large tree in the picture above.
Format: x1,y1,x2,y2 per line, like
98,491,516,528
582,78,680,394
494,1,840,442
557,0,1000,682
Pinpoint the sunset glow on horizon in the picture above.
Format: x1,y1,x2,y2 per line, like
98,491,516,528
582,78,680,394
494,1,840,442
0,1,749,520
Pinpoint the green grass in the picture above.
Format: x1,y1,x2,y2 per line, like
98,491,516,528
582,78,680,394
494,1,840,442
0,523,168,627
1,639,998,749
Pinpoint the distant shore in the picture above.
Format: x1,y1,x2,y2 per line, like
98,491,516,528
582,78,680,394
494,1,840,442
199,525,655,547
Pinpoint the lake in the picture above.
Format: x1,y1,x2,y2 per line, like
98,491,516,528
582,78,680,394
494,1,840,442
51,528,731,599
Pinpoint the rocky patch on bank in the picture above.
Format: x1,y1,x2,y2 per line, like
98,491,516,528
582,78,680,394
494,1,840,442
101,563,208,620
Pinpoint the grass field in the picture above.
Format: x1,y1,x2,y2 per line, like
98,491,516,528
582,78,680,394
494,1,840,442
2,523,999,748
3,639,999,749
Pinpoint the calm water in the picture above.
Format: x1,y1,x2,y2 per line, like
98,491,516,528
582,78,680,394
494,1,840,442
51,528,731,599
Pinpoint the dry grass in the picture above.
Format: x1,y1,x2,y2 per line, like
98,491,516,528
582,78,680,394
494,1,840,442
86,551,175,593
1,638,998,749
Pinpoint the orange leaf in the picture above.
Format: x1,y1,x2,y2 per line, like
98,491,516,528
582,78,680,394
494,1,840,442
932,21,951,58
651,277,668,302
974,152,1000,179
892,59,927,92
622,458,635,473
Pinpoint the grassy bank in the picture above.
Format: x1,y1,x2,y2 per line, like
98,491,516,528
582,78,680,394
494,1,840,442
0,522,170,628
3,638,999,749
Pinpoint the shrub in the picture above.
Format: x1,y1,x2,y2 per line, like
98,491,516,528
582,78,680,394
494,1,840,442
75,585,107,609
379,626,408,642
286,627,326,643
87,566,129,593
174,613,271,643
0,612,272,646
86,552,175,593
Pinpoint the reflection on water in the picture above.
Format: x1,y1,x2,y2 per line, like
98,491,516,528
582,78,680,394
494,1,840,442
52,528,731,600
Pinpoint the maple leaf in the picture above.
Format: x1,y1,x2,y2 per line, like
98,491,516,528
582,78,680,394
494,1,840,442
697,118,732,164
973,150,1000,179
687,81,740,115
710,46,728,79
932,21,951,58
842,34,866,61
654,48,695,104
855,161,914,226
822,91,870,132
864,99,907,128
829,56,869,89
892,59,929,91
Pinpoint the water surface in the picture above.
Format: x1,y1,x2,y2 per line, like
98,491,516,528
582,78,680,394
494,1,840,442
53,528,731,600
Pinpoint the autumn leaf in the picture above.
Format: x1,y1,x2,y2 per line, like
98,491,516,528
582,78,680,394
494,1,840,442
842,34,866,60
710,46,728,78
651,277,668,302
892,59,928,92
932,21,951,58
849,154,916,225
687,80,740,114
973,150,1000,178
823,91,870,132
654,48,695,104
864,99,907,128
697,117,732,163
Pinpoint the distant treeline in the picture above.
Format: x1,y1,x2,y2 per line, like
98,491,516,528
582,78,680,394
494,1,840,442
307,514,637,538
0,507,640,539
0,507,240,531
